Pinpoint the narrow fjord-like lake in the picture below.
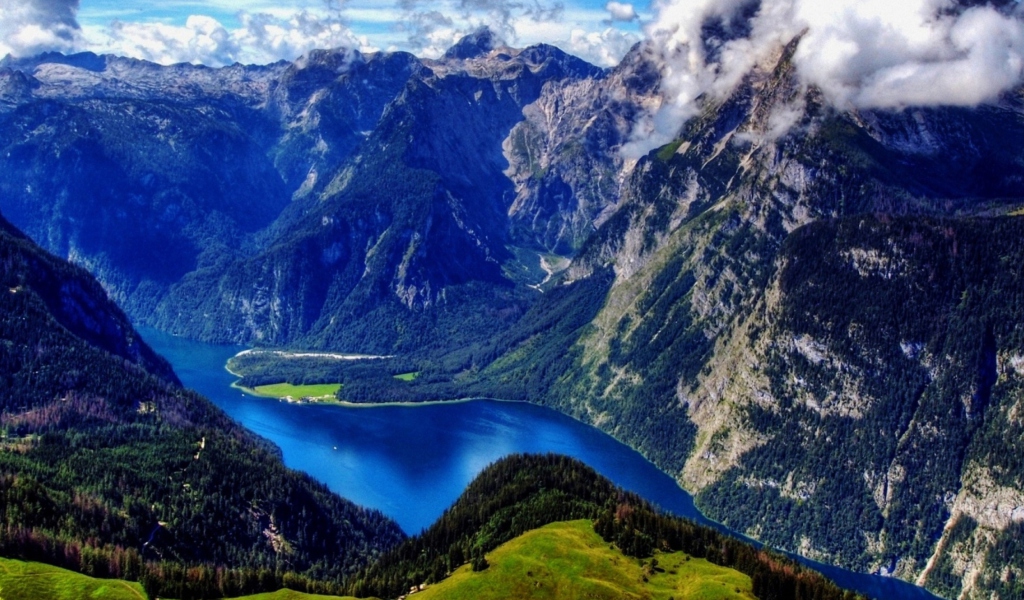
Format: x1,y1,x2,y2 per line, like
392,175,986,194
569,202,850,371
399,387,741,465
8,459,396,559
142,328,938,600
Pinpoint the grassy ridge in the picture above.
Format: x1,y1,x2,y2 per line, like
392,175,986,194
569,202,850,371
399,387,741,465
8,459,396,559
418,520,753,600
0,558,365,600
229,589,358,600
347,454,861,600
0,557,146,600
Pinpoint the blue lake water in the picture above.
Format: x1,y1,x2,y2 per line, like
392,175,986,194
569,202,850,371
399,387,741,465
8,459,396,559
141,327,940,600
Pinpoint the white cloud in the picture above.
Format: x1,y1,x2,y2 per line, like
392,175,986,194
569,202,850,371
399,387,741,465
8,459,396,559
793,2,1024,108
0,0,81,57
102,15,236,65
628,0,1024,156
394,0,567,56
5,0,638,68
237,10,366,63
96,10,368,66
385,0,637,65
605,1,637,23
567,26,640,66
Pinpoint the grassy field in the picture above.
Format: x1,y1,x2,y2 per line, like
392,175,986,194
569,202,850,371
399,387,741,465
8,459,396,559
393,372,421,382
0,558,367,600
0,557,147,600
415,520,755,600
245,382,342,400
0,522,752,600
232,589,360,600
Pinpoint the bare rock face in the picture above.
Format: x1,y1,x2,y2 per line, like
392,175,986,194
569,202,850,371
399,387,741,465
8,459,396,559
503,43,661,256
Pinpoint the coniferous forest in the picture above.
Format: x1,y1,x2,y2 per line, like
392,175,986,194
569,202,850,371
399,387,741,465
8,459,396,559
0,213,404,598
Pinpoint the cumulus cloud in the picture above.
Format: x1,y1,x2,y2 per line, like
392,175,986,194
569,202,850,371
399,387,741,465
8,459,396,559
568,27,641,66
98,10,366,66
629,0,1024,156
396,0,565,56
0,0,82,57
605,1,638,23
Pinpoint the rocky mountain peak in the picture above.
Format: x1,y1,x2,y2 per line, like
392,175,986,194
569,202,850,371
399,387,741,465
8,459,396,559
0,67,40,108
0,51,110,73
443,27,503,60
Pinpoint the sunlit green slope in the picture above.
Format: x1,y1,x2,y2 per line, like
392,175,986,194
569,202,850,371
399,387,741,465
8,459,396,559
416,520,754,600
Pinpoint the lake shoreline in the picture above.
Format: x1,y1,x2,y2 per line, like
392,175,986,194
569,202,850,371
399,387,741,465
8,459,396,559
142,327,938,600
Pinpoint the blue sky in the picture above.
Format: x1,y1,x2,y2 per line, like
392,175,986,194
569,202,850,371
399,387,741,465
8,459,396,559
20,0,650,67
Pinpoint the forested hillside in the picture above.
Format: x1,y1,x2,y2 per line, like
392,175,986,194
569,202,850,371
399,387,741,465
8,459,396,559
0,213,403,598
345,454,862,600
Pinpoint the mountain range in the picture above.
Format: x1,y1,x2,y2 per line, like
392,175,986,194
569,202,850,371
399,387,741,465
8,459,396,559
1,27,1024,599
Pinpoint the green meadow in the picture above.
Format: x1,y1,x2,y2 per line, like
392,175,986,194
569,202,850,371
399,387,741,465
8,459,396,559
416,520,755,600
0,558,364,600
228,589,360,600
0,557,146,600
245,382,342,400
0,521,754,600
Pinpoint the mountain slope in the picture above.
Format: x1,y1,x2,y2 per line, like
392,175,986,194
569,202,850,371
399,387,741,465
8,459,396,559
503,42,662,255
435,40,1024,600
0,38,617,353
416,520,755,600
0,213,403,598
149,41,605,352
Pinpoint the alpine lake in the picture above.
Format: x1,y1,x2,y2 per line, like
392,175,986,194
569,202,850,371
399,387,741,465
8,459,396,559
141,328,939,600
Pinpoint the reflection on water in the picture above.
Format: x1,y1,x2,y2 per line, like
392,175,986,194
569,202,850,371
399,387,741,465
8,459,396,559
141,328,940,600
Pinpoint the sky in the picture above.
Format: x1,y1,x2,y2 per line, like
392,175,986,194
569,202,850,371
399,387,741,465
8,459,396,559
0,0,648,67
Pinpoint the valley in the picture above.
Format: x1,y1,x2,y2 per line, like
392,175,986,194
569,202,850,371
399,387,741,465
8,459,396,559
1,8,1024,599
143,328,935,599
